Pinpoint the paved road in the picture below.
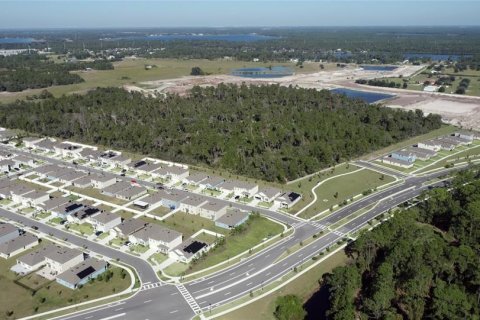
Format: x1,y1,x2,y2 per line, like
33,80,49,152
354,160,410,179
0,144,462,320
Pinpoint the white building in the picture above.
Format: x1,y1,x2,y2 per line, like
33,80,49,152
91,174,117,189
88,211,122,232
44,247,84,275
129,224,182,253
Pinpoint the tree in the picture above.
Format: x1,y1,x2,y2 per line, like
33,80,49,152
274,295,307,320
190,67,205,76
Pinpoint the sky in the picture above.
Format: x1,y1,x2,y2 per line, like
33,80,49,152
1,1,480,29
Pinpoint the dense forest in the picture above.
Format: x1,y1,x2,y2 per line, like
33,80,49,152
323,168,480,319
0,85,441,182
0,54,113,92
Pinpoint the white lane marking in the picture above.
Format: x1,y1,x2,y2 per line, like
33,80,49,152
143,300,152,303
169,310,178,314
98,313,126,320
225,292,231,296
114,308,123,311
199,301,207,305
246,282,252,286
170,292,178,295
266,272,271,276
207,280,214,284
84,317,93,319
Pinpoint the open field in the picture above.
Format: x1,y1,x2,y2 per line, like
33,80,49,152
216,250,349,320
0,244,131,319
301,168,396,219
163,216,284,276
0,58,327,103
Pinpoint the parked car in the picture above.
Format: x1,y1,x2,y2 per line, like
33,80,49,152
31,225,38,230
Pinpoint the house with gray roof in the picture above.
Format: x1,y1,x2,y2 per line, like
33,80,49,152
220,180,259,197
129,223,182,253
113,218,147,238
0,223,19,244
56,258,108,289
88,211,121,233
180,196,208,214
44,247,84,274
197,201,229,220
16,244,57,271
183,172,208,185
38,197,71,212
255,187,283,203
0,233,39,259
215,208,250,229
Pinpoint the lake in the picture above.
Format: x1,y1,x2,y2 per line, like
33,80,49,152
105,34,278,42
0,37,35,44
361,65,398,71
331,88,395,104
231,66,294,78
404,53,472,61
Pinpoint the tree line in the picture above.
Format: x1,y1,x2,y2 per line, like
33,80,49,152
0,85,442,182
322,168,480,319
0,54,113,92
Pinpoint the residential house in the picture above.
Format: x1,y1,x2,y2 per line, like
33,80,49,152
22,137,43,149
54,142,83,158
20,190,51,206
112,218,147,238
34,139,57,153
434,138,457,151
156,166,190,182
197,201,229,220
275,192,302,209
0,159,17,172
255,187,282,203
381,156,414,169
0,223,20,244
88,211,121,232
12,155,36,167
215,209,250,229
16,244,57,271
91,174,117,189
391,150,416,164
37,196,70,212
180,196,208,215
160,190,189,210
57,171,88,185
220,180,259,197
9,184,37,203
406,147,437,161
417,140,442,152
183,172,208,186
116,186,147,201
199,176,225,191
170,238,210,264
56,258,108,289
0,233,39,259
132,192,164,210
129,224,182,253
67,206,100,224
44,247,84,275
72,176,92,188
50,202,84,219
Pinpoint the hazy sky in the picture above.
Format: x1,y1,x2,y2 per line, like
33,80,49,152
1,1,480,29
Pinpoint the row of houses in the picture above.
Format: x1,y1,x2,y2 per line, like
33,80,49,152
0,179,50,207
15,244,108,289
382,131,478,168
0,149,37,173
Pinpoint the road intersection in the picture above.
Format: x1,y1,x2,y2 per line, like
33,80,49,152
0,144,460,320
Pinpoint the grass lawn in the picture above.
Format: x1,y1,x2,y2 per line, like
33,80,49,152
415,143,480,173
163,262,189,277
97,232,110,240
257,201,273,208
109,238,124,247
67,194,81,201
34,211,51,220
288,163,358,214
142,212,226,238
184,215,284,275
20,207,36,214
0,244,131,319
216,250,349,320
201,189,223,197
299,168,395,219
115,210,135,220
194,232,219,245
149,252,168,266
0,198,12,206
129,244,149,255
49,217,64,225
67,223,94,236
25,174,39,180
147,206,171,217
95,204,115,212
